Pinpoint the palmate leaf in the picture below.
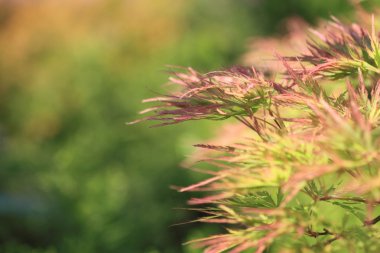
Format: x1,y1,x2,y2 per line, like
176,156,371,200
133,15,380,253
284,17,380,80
223,191,278,208
329,201,366,222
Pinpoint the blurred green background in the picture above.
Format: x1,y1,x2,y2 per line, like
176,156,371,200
0,0,374,252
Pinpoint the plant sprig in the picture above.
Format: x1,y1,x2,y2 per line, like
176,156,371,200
132,16,380,252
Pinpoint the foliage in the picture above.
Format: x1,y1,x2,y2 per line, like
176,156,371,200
0,0,364,252
136,16,380,252
0,1,260,252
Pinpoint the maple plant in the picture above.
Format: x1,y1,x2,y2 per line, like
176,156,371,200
133,17,380,252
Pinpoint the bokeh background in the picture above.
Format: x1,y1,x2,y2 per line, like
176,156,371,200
0,0,377,252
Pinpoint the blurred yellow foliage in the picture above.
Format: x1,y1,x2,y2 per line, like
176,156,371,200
0,0,186,68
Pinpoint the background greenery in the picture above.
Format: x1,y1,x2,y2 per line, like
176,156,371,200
0,0,372,252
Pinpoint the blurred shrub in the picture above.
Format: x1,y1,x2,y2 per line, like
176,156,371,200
0,1,257,252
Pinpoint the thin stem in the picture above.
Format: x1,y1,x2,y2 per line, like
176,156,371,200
319,196,380,205
364,215,380,226
308,227,342,247
306,227,332,238
324,235,341,245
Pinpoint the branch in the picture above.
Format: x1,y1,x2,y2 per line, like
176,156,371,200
324,235,341,246
364,215,380,226
305,227,332,238
307,227,342,247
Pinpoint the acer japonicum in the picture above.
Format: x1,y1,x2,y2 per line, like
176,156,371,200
131,16,380,252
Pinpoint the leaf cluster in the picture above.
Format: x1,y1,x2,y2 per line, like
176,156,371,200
134,17,380,252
